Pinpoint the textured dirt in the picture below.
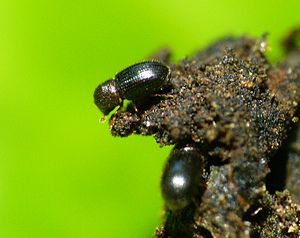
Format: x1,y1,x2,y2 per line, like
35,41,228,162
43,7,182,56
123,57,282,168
108,31,300,237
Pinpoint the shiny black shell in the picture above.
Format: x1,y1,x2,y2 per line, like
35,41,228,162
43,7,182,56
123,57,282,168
115,61,170,100
161,144,206,211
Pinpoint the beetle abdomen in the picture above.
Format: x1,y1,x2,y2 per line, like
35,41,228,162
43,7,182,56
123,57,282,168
115,61,170,100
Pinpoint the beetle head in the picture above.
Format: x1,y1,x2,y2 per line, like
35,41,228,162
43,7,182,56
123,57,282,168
94,79,122,115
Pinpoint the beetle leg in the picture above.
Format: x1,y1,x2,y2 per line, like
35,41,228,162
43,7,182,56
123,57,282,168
114,100,125,114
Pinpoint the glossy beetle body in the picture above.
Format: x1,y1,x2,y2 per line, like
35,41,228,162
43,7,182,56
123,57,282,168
161,144,206,211
94,61,170,115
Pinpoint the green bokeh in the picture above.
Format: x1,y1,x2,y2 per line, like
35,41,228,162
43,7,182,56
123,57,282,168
0,0,299,237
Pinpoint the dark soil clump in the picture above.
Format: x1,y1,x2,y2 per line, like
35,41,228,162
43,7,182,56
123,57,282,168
108,31,300,237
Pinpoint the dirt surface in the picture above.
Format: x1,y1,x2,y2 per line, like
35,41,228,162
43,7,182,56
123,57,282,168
108,31,300,237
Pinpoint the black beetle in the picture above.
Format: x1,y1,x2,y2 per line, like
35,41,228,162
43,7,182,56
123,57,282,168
161,144,206,211
94,61,171,115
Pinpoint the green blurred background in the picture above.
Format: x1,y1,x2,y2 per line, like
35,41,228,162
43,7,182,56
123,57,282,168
0,0,300,237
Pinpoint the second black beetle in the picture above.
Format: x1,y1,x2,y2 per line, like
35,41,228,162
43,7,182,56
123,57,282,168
94,61,171,115
161,144,207,211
